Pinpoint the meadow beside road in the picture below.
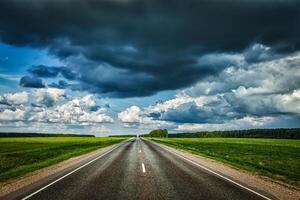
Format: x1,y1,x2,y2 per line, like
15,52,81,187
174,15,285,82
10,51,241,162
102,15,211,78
0,137,126,182
150,138,300,186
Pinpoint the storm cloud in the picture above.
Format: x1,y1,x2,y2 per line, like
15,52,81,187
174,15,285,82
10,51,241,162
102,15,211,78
1,0,299,97
19,76,45,88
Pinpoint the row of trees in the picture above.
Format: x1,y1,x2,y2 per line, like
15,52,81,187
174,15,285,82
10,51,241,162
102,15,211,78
0,132,95,137
142,129,168,138
4,128,298,139
168,128,300,139
109,134,136,137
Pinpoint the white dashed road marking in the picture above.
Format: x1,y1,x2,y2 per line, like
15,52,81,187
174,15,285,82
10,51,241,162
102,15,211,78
142,163,146,173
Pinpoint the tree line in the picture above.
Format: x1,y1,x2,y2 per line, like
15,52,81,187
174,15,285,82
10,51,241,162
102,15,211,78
109,134,136,137
167,128,300,139
141,129,168,138
0,132,95,137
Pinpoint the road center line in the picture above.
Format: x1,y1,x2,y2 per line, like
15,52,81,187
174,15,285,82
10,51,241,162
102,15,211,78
142,163,146,173
138,138,142,153
21,139,132,200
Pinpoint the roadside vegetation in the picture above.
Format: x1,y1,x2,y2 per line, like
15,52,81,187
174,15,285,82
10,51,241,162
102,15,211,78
150,138,300,186
0,137,126,182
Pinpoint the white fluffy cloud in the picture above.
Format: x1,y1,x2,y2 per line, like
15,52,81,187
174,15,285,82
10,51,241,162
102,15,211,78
0,89,113,126
228,88,300,115
180,51,300,119
0,108,26,121
29,95,113,124
55,97,112,123
185,51,300,97
33,88,66,107
117,49,300,131
118,106,142,123
118,105,171,128
0,91,29,105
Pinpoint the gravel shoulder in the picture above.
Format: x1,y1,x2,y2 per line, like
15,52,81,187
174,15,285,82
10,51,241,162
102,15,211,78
152,140,300,200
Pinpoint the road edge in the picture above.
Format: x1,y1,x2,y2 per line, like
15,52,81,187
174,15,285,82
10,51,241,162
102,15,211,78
145,138,300,200
0,138,133,198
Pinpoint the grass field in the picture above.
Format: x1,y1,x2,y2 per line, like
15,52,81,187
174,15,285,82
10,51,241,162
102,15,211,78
0,137,127,182
150,138,300,186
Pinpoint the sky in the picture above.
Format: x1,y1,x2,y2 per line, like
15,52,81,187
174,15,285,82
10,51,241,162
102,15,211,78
0,0,300,136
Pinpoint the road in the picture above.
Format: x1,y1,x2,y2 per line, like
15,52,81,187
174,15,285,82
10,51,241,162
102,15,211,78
3,138,274,200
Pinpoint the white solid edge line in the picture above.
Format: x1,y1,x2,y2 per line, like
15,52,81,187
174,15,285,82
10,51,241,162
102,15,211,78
22,139,132,200
142,163,146,173
148,140,273,200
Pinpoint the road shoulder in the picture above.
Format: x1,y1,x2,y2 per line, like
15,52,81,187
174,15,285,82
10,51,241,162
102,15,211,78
150,140,300,200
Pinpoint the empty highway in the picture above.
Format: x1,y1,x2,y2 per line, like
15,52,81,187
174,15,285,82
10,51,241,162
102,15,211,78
3,138,274,200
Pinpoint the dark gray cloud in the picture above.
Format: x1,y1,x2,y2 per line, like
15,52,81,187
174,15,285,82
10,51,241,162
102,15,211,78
28,65,77,80
48,80,69,89
150,98,243,124
90,105,101,112
224,91,300,117
0,99,12,107
1,0,299,97
160,102,226,123
243,44,275,63
28,65,61,78
19,76,45,88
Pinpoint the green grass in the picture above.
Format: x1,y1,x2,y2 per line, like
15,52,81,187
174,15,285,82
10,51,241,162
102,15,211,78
0,137,127,182
150,138,300,186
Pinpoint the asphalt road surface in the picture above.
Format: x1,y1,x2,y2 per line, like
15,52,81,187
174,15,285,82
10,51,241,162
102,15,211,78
3,138,274,200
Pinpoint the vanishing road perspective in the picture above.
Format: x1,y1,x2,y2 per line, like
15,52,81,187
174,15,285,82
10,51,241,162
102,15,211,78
1,0,300,200
4,138,273,200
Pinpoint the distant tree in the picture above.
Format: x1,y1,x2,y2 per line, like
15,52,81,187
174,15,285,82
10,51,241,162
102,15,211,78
149,129,168,138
